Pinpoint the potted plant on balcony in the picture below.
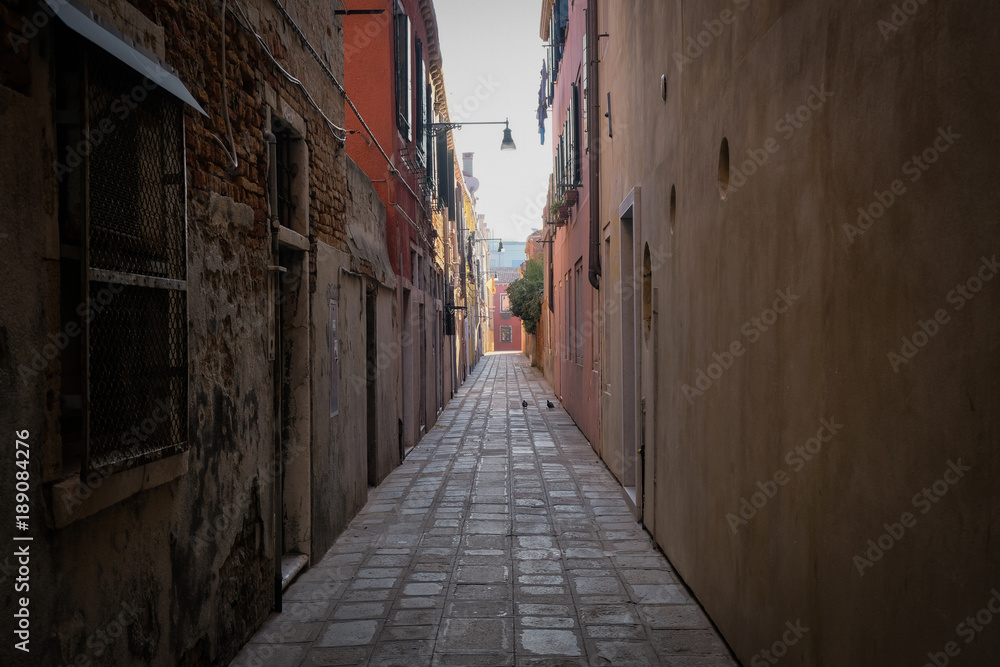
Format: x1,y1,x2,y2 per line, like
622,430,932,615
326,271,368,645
550,198,568,224
564,188,579,206
558,202,572,221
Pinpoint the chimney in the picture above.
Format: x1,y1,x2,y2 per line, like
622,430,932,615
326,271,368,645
462,152,474,176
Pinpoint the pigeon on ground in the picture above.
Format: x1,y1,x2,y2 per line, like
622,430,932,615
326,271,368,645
522,399,528,408
547,400,555,409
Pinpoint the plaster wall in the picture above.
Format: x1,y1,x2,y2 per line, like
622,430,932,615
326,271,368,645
311,249,369,555
597,1,1000,664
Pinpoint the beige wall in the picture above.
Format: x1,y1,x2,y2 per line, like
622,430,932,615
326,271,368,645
598,1,1000,664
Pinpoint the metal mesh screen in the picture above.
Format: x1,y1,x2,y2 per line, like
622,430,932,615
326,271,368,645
87,285,187,469
84,48,188,471
88,49,186,281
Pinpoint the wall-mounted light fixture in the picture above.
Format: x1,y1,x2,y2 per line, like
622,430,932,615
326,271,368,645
468,231,505,253
428,118,516,152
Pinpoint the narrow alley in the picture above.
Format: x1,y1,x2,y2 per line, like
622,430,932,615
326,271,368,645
231,353,736,666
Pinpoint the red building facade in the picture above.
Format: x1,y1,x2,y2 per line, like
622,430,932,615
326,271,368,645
344,0,473,448
493,268,524,352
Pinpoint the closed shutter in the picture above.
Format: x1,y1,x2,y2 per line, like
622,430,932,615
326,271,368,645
415,39,424,158
571,83,581,185
394,11,410,136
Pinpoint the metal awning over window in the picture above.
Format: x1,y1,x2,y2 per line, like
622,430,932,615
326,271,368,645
44,0,208,116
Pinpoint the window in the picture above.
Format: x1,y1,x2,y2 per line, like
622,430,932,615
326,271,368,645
274,125,296,228
57,40,188,473
570,83,581,185
500,326,512,343
272,118,310,235
425,83,435,184
545,0,569,102
554,82,582,200
500,293,511,316
394,8,411,137
415,39,425,158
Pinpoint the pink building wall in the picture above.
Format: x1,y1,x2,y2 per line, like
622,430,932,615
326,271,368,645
546,0,600,449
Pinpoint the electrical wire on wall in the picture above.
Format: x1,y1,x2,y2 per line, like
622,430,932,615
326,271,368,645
229,0,400,175
212,0,240,171
227,0,348,143
264,0,397,173
222,0,436,215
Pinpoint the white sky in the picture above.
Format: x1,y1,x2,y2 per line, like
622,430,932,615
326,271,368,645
433,0,551,243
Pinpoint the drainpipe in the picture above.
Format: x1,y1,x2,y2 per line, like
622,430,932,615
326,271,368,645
587,0,602,290
265,129,284,612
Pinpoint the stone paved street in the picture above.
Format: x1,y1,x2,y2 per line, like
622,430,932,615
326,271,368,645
231,353,737,666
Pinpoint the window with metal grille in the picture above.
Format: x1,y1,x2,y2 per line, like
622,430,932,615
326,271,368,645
57,40,188,474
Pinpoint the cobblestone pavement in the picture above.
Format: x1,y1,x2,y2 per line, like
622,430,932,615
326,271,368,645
231,353,737,666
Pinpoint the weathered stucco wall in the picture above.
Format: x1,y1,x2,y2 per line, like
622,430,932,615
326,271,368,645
311,249,367,556
598,1,1000,664
0,0,380,663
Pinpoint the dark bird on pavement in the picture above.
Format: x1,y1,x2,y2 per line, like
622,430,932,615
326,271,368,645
522,399,528,408
547,400,555,409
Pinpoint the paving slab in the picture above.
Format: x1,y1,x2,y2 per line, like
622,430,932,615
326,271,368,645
230,353,736,666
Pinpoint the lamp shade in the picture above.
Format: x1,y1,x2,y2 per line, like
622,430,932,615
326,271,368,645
500,121,516,151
